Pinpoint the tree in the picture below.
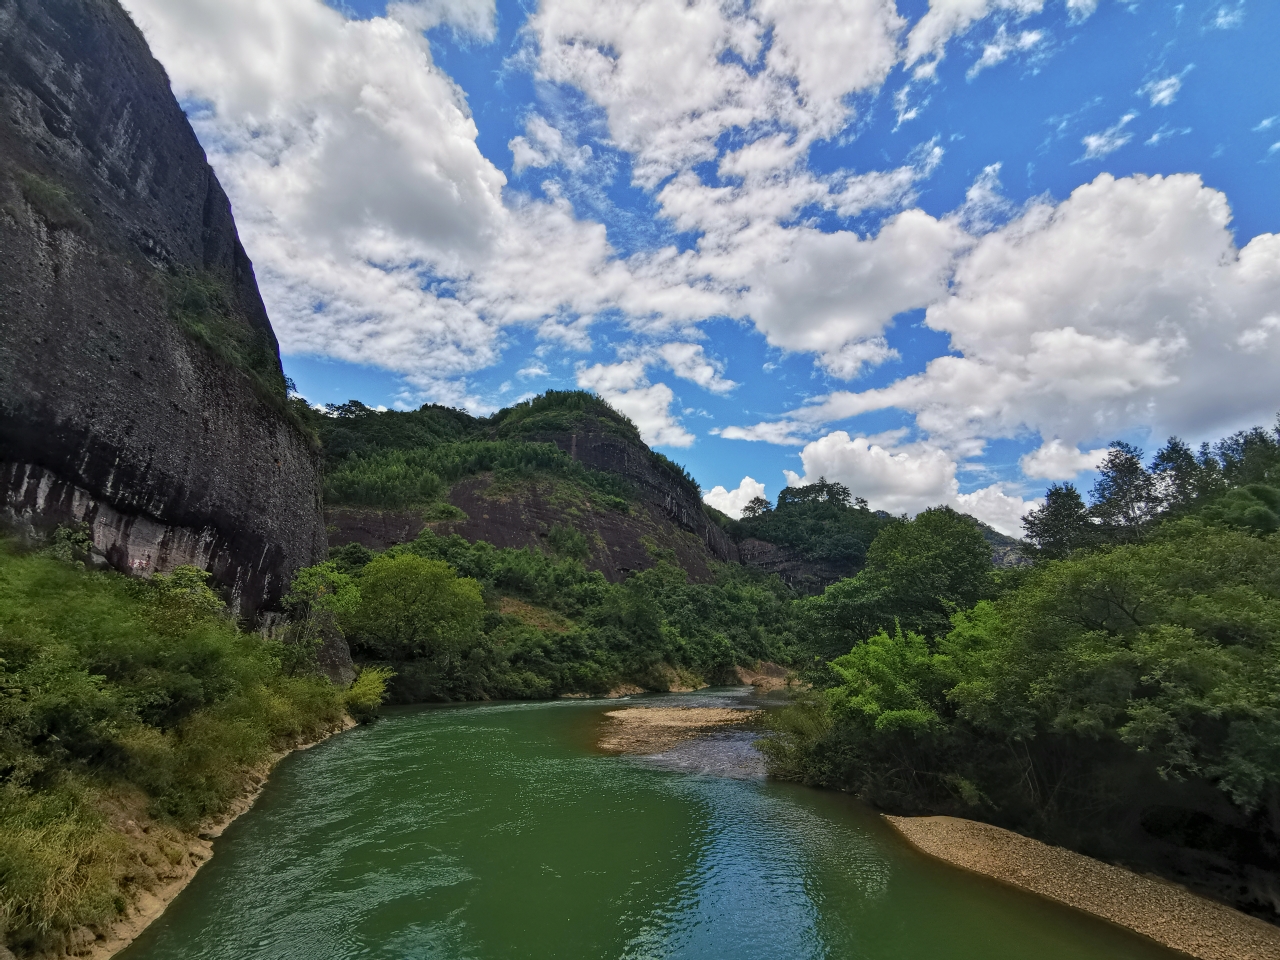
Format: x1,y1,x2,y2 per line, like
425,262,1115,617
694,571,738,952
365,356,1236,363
741,496,772,519
777,478,852,509
1089,442,1162,542
1022,483,1093,559
801,506,994,654
346,554,484,662
281,562,361,676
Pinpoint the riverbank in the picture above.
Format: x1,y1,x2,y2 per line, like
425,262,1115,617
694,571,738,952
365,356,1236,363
886,815,1280,960
70,717,357,960
598,706,758,754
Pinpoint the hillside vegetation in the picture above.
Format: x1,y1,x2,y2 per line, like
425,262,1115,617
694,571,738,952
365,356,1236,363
0,536,384,956
762,420,1280,920
307,391,686,512
306,531,799,702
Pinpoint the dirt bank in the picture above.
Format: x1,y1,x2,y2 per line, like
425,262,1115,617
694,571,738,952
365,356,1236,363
69,718,357,960
886,815,1280,960
598,707,758,754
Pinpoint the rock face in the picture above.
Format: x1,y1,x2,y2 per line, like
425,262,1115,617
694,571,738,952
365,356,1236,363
541,427,740,566
0,0,326,615
735,538,844,595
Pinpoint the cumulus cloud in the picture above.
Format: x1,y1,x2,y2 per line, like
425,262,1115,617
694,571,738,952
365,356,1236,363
747,173,1280,468
120,0,744,405
575,361,695,447
1080,113,1137,159
529,0,905,188
703,476,767,519
782,432,1038,534
1019,440,1108,479
740,210,967,370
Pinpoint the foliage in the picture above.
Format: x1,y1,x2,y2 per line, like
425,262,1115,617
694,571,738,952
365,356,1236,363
765,521,1280,878
727,478,892,573
344,554,485,662
322,439,634,510
1021,483,1094,559
0,542,354,953
798,507,994,657
547,523,590,560
344,667,395,724
320,528,800,702
491,389,643,445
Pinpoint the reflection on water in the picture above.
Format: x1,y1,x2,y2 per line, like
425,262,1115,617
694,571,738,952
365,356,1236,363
120,692,1183,960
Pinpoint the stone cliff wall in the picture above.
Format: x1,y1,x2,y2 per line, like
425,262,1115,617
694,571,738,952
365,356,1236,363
0,0,326,615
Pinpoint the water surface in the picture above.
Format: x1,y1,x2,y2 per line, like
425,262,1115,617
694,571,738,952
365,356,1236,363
122,691,1182,960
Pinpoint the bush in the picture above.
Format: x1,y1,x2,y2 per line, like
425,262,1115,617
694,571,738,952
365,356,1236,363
0,541,350,952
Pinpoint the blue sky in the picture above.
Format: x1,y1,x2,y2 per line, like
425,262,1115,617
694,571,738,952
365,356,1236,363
125,0,1280,532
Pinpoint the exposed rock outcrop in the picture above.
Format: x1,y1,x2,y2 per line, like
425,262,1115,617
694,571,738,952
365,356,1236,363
0,0,326,615
735,538,844,595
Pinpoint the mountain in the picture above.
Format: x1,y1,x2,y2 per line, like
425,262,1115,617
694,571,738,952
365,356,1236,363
315,392,741,582
0,0,325,615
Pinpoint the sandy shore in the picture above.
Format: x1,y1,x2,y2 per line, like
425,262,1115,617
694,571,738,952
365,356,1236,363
598,706,758,754
74,717,357,960
886,815,1280,960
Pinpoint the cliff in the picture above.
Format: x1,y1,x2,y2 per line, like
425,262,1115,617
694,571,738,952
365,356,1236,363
0,0,327,615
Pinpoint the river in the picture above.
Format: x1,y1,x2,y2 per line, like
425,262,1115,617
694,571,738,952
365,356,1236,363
120,690,1182,960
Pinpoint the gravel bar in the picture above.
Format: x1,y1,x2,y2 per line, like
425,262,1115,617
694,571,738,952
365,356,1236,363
886,815,1280,960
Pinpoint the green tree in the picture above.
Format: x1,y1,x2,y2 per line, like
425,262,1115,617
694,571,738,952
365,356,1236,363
1022,483,1094,559
800,507,993,654
280,562,361,676
1089,442,1162,541
345,554,484,663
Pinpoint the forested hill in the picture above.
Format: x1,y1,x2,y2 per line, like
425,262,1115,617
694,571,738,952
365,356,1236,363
305,390,1019,593
307,391,740,583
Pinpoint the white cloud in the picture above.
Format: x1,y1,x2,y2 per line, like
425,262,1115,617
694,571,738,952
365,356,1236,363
954,484,1041,536
1211,2,1245,29
389,0,497,40
1146,125,1192,146
1080,113,1137,159
508,114,591,173
739,210,968,368
575,361,695,447
1255,117,1278,132
703,476,767,519
713,421,808,446
905,0,1045,69
967,26,1045,80
1065,0,1098,20
530,0,905,189
656,343,737,394
517,362,549,378
757,173,1280,466
1141,67,1187,108
782,432,1038,534
1019,439,1108,479
818,339,901,379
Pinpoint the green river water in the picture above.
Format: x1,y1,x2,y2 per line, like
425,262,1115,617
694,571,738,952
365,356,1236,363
120,690,1183,960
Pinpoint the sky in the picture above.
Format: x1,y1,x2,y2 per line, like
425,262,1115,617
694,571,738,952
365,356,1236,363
121,0,1280,535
